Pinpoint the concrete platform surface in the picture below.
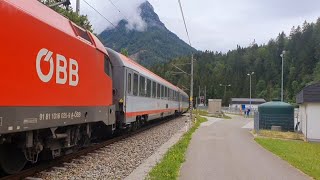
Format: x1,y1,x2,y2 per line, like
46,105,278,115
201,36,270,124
180,116,310,180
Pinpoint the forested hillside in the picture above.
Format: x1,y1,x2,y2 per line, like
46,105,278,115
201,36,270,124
150,19,320,104
99,1,196,67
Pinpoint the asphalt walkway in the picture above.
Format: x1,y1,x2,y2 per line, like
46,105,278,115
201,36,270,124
179,115,310,180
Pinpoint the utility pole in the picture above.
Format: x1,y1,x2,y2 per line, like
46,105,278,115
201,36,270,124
204,86,206,106
170,58,193,124
247,72,254,108
190,54,194,123
220,84,231,106
280,51,285,102
76,0,80,14
198,86,201,107
48,0,70,8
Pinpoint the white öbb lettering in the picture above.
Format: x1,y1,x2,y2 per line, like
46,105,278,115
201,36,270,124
36,48,79,86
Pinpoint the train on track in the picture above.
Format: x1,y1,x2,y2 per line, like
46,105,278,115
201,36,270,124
0,0,189,174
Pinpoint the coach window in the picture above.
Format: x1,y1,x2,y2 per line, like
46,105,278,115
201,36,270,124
127,73,132,94
152,81,157,98
172,91,175,101
157,83,161,99
147,79,151,97
165,87,168,99
139,76,146,96
133,73,138,96
104,56,112,77
161,85,164,99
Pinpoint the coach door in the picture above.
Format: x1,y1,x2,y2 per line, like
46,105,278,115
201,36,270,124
125,69,138,112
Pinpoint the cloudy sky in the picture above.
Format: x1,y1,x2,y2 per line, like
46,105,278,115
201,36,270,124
71,0,320,52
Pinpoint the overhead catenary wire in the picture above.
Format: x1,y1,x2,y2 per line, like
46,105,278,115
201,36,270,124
107,0,130,23
177,0,192,47
82,0,116,28
176,0,193,124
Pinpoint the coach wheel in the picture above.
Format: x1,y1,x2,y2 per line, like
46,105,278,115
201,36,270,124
131,122,138,132
0,144,27,174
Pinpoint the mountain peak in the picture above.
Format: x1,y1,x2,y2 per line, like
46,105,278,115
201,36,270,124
99,1,196,67
139,1,166,29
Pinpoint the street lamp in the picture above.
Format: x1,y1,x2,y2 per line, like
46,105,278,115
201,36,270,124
220,84,231,106
247,72,254,108
280,50,286,102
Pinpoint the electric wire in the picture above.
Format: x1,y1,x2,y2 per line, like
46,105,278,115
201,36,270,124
177,0,192,47
107,0,130,23
82,0,116,28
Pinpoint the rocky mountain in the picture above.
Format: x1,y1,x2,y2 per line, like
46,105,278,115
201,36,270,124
99,1,196,67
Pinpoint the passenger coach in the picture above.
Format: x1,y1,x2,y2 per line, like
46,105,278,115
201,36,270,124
107,48,189,130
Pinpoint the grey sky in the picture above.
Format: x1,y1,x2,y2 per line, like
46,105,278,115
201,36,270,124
71,0,320,52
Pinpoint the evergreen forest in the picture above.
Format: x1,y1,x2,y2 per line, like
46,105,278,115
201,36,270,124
150,19,320,105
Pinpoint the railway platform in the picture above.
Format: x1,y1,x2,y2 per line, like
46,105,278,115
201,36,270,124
179,115,310,180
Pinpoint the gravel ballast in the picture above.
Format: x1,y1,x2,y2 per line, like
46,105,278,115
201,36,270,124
37,116,187,180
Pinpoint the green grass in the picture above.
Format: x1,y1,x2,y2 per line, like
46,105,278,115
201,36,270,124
147,115,208,180
192,110,232,119
257,130,304,140
255,138,320,179
192,109,208,116
209,114,232,119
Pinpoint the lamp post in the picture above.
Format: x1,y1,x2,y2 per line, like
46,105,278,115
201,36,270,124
280,50,285,102
219,84,231,106
247,72,254,108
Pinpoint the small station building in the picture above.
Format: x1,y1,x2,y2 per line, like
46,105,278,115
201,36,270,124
296,83,320,142
229,98,266,111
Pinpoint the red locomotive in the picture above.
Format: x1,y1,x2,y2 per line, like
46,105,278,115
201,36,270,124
0,0,189,174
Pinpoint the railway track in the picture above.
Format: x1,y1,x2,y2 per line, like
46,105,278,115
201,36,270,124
0,116,177,180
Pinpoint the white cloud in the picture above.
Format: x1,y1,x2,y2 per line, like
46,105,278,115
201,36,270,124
70,0,147,33
70,0,320,52
154,0,320,52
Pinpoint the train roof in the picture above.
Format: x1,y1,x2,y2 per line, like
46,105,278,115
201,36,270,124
107,48,189,97
4,0,107,55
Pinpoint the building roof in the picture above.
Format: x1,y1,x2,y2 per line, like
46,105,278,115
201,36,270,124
296,83,320,104
230,98,266,105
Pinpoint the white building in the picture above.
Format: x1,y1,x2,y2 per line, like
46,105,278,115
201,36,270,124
229,98,266,111
297,83,320,142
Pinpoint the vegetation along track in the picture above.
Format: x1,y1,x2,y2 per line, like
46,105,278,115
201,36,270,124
0,115,179,180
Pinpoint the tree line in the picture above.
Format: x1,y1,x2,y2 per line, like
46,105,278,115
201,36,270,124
150,19,320,105
36,1,320,105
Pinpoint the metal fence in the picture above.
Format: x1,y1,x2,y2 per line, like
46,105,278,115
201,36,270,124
222,107,256,116
254,113,294,132
254,111,259,131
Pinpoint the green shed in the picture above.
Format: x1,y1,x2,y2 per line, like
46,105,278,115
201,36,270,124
257,100,294,131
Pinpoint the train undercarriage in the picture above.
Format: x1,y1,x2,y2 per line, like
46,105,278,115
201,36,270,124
0,123,107,174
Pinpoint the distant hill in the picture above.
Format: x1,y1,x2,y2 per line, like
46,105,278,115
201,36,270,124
99,1,196,67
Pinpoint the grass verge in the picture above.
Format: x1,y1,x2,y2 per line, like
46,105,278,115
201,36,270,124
256,130,304,140
192,110,232,119
147,115,208,180
192,109,208,116
255,138,320,179
209,114,232,119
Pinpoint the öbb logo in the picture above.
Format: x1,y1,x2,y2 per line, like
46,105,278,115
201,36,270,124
36,48,79,86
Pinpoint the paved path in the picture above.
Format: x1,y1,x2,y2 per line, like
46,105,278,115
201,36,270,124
180,115,310,180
